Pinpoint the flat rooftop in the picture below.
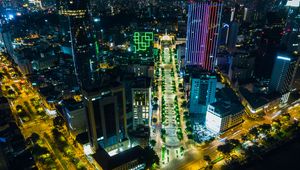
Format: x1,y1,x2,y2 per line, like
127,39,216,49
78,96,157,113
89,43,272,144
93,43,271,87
211,87,244,117
239,87,280,109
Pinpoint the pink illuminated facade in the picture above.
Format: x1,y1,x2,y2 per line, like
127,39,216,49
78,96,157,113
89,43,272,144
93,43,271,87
185,0,223,71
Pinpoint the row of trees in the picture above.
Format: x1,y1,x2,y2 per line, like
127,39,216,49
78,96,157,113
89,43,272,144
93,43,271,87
218,112,300,170
51,128,87,170
27,133,57,169
174,96,183,141
183,111,194,140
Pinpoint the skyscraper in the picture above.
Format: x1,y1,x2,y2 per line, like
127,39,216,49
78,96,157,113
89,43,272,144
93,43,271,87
0,27,14,57
84,83,127,151
185,0,223,71
58,0,99,90
189,73,217,122
269,55,299,94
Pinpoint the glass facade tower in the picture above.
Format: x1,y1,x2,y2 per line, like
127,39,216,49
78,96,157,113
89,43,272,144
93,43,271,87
185,0,223,71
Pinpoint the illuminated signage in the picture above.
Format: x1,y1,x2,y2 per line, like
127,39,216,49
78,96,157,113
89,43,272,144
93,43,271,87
286,0,300,7
277,56,291,61
133,32,154,53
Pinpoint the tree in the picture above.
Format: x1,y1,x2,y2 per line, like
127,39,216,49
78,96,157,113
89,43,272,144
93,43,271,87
282,113,291,122
32,144,49,157
181,101,187,108
53,116,64,128
153,97,158,103
249,127,259,137
186,126,193,133
179,83,183,90
185,121,191,127
227,139,241,147
152,118,157,124
221,157,242,170
187,134,194,139
8,89,14,95
217,142,234,156
177,131,183,140
272,120,282,131
259,123,272,134
241,134,248,142
244,145,262,160
263,135,277,145
203,155,213,170
150,140,156,148
203,155,211,163
29,132,40,144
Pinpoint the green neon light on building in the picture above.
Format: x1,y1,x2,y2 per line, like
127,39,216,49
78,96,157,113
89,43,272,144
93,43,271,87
94,34,100,55
133,32,154,53
153,48,158,56
95,41,99,55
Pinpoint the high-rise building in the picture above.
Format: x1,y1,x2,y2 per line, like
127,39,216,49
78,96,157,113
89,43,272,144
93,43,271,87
189,73,217,118
0,22,14,58
131,77,152,130
58,0,99,90
83,83,127,151
185,0,223,71
269,55,299,95
227,22,239,51
62,98,87,135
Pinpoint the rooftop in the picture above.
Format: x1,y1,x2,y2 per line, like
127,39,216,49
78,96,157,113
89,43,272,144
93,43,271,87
63,98,84,111
210,87,244,117
92,145,144,170
132,77,151,88
239,87,280,109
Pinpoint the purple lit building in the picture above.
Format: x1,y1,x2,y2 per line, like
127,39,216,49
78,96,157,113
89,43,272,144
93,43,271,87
185,0,223,71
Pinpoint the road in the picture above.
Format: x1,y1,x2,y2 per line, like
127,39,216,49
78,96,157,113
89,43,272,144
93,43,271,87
152,35,188,167
162,101,300,170
0,53,95,170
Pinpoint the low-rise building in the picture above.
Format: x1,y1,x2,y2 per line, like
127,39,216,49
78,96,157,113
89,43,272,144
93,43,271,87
239,87,281,114
206,87,244,133
92,145,146,170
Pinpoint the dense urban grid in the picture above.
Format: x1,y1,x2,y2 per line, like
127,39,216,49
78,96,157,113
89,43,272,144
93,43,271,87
1,0,300,170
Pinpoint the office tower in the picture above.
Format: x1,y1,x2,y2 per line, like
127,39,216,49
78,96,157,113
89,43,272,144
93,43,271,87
227,22,239,50
281,1,300,53
185,0,223,71
0,23,14,58
84,83,127,151
269,55,299,94
131,78,151,130
189,73,217,117
229,52,255,82
58,0,99,90
219,23,229,46
62,98,87,135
